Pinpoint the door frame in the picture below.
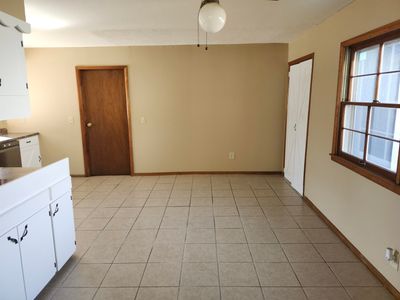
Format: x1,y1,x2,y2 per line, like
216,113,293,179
283,53,314,196
75,65,134,176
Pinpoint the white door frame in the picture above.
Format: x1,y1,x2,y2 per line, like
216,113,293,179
284,53,314,196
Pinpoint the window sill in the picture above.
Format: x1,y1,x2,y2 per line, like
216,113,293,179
330,154,400,196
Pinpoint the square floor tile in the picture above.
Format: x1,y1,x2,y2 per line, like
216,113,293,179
255,263,299,287
262,287,307,300
219,263,259,286
102,264,145,287
115,243,152,263
184,244,217,262
136,287,178,300
291,263,340,287
178,287,220,300
52,288,97,300
302,229,341,243
155,229,186,243
217,244,252,262
149,243,184,262
249,244,287,262
181,263,219,286
191,198,212,206
64,264,110,287
274,229,310,243
303,287,350,300
141,263,181,287
328,263,381,286
221,287,264,300
294,216,327,229
213,206,238,216
94,288,138,300
281,244,323,262
216,229,247,243
188,216,215,229
314,244,358,262
238,206,264,216
215,216,243,228
244,227,278,243
186,228,215,243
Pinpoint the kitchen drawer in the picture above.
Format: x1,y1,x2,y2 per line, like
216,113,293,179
19,134,39,148
50,177,72,201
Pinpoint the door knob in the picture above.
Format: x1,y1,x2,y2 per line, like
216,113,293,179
86,122,93,128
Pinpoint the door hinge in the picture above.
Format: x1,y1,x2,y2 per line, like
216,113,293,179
54,262,57,268
75,240,77,245
21,40,24,47
48,211,51,217
26,83,29,89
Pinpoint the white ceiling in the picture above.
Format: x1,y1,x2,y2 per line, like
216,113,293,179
23,0,353,48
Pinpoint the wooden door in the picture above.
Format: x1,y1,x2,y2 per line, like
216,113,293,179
76,66,133,176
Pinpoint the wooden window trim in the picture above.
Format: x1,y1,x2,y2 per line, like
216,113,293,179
331,19,400,195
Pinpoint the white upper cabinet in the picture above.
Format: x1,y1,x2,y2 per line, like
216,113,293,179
0,11,31,121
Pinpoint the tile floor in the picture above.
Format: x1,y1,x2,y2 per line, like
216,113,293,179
37,174,394,300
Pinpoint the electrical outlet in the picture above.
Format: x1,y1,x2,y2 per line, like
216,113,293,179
385,248,399,271
228,152,235,160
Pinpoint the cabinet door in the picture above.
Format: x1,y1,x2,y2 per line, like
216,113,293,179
0,25,28,96
0,228,26,300
20,145,42,168
50,192,76,270
18,207,56,300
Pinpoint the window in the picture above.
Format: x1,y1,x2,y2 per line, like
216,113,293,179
332,21,400,194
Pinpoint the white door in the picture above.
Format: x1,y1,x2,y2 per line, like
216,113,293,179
20,145,42,168
18,207,56,300
284,58,313,195
0,228,26,300
51,192,76,270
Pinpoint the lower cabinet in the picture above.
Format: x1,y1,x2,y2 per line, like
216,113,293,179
0,228,26,300
50,192,76,270
18,207,56,300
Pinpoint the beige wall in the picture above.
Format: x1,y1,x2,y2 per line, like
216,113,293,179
289,0,400,291
7,44,288,174
0,0,25,129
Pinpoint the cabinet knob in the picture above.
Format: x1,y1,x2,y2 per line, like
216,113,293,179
86,122,93,128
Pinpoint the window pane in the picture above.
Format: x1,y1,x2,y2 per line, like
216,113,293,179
353,45,380,75
382,38,400,72
367,136,399,172
370,107,400,140
343,105,368,132
350,75,377,102
378,73,400,104
342,129,365,159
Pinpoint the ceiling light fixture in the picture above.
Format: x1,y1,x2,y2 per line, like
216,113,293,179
197,0,226,50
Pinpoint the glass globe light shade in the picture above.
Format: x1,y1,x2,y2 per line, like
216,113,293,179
198,2,226,33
